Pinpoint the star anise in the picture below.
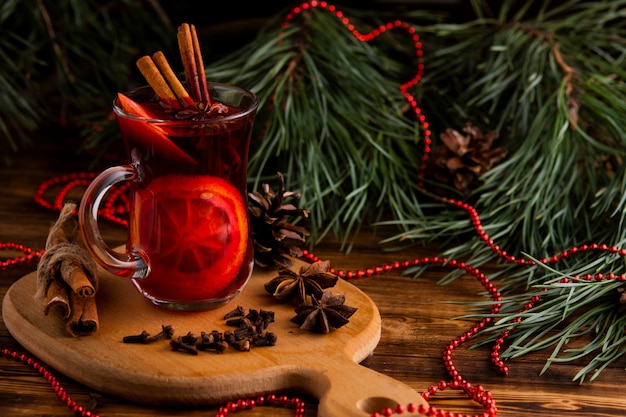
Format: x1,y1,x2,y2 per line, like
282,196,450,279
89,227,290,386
264,260,338,304
291,291,358,334
174,101,230,121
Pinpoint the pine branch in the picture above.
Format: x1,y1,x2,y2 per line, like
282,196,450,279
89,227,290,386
204,6,424,249
391,0,626,279
384,0,626,382
0,0,175,164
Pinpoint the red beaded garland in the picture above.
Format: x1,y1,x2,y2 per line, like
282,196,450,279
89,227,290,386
210,392,305,417
1,172,131,273
0,348,100,417
33,171,130,227
0,242,44,271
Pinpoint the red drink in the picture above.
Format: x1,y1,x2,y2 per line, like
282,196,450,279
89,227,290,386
80,83,258,311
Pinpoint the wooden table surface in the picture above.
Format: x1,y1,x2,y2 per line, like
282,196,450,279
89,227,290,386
1,131,624,417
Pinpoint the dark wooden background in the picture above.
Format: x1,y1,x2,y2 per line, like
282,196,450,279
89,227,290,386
1,131,624,416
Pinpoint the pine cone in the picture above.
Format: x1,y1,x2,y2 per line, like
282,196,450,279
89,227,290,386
248,172,310,269
426,123,507,195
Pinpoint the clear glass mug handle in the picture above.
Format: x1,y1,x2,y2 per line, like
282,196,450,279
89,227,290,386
78,163,150,279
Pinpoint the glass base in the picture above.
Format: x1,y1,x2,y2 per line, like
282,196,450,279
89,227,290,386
138,289,243,312
131,260,254,312
130,260,253,312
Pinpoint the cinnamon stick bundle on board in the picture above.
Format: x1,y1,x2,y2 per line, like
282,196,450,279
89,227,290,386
35,203,100,337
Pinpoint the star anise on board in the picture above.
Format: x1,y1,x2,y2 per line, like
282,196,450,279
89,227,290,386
291,291,358,334
265,260,338,305
427,123,507,195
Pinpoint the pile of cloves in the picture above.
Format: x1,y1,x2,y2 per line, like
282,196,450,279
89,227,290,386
122,306,277,355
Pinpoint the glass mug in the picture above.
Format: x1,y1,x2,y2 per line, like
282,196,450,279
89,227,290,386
79,83,258,311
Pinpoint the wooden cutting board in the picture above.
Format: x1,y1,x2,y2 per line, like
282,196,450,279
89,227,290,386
2,258,426,416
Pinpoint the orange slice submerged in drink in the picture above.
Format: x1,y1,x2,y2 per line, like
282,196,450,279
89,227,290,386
134,175,249,301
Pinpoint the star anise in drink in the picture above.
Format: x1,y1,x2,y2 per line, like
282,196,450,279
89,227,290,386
174,101,230,121
291,291,358,334
265,260,338,305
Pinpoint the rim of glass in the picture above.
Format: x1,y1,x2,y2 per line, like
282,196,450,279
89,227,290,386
112,81,259,124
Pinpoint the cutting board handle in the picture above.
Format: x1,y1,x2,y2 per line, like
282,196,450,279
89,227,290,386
310,358,427,417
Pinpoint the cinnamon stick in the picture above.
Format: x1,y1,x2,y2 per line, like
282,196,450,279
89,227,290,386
136,55,181,109
43,280,71,319
67,294,99,337
151,51,195,108
61,260,96,297
177,23,211,106
189,24,210,105
178,23,201,103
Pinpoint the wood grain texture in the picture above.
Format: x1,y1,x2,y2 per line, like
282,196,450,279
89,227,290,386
1,134,625,416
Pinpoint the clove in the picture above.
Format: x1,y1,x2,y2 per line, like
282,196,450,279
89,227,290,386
180,331,198,345
256,309,275,332
170,337,198,355
223,305,246,319
225,316,251,328
224,330,251,351
146,324,175,343
252,332,278,347
123,325,174,344
197,339,229,354
123,330,151,344
234,325,257,341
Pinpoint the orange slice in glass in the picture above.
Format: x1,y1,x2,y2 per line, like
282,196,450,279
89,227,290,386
116,93,198,166
136,175,249,300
